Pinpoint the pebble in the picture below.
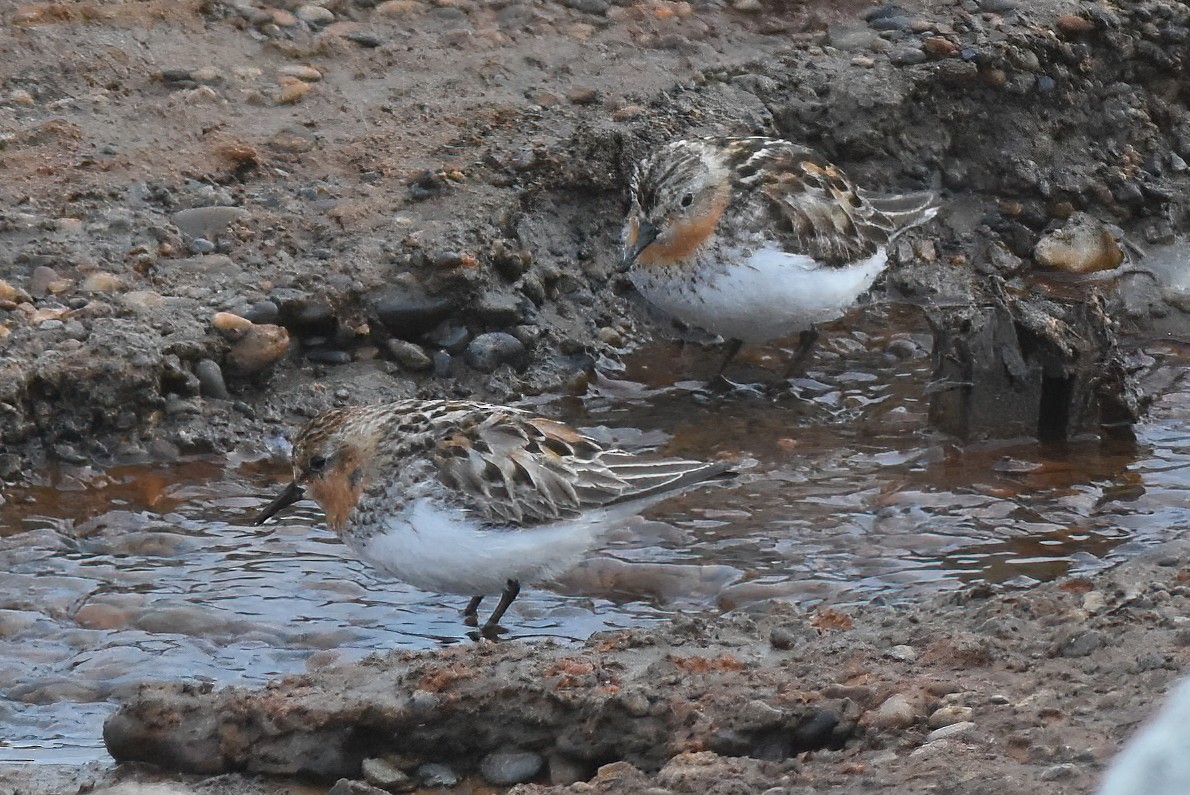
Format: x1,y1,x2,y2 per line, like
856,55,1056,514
29,265,59,297
731,0,761,11
277,82,313,104
927,705,973,729
269,126,317,153
244,300,280,325
81,272,123,292
432,350,451,377
611,104,645,121
464,332,526,373
563,0,608,15
890,46,928,65
305,350,351,365
1056,14,1093,36
195,359,231,399
343,31,384,48
425,319,470,352
191,66,222,85
271,8,299,26
212,311,254,333
1053,628,1107,658
418,763,459,787
7,89,34,106
326,779,388,795
566,87,599,105
377,0,424,14
385,339,433,371
1033,212,1124,274
978,0,1016,12
871,694,917,729
885,644,918,662
361,757,411,790
925,721,975,741
480,750,543,786
297,4,335,25
473,292,524,325
278,65,323,82
189,237,216,254
172,206,246,239
227,324,290,375
0,279,31,303
372,289,455,340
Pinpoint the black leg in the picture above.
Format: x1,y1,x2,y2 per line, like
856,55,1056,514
463,595,483,627
481,579,521,638
716,338,744,378
782,327,820,379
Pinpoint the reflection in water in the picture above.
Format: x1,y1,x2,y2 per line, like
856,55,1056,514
0,308,1187,763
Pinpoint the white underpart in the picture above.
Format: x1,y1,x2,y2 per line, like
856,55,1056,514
630,245,889,343
1098,677,1190,795
350,498,637,596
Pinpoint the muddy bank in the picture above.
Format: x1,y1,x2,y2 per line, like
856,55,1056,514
1,0,1189,473
88,537,1190,794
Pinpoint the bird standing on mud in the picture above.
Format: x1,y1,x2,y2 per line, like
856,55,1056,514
620,136,940,380
254,399,733,638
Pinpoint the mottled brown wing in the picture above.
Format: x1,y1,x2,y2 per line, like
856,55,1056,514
432,411,729,526
722,138,938,267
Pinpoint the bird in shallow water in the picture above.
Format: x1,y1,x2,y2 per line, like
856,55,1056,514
254,399,733,638
620,136,940,381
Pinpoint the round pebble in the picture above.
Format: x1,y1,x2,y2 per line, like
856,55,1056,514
385,338,433,371
480,750,543,786
190,237,216,255
195,359,230,400
464,332,526,373
297,4,335,25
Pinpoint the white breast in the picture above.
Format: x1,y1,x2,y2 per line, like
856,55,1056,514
631,247,888,343
347,499,605,596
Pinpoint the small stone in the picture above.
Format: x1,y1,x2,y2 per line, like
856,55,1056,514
926,721,975,741
548,754,589,786
886,644,918,662
277,81,313,104
1033,212,1124,274
871,694,917,729
978,0,1015,12
1040,763,1077,781
480,750,543,786
376,0,424,14
7,89,34,106
172,206,247,239
343,30,384,47
922,36,958,57
81,272,123,292
190,237,216,254
563,0,608,14
611,104,645,121
372,289,455,340
1056,14,1092,36
227,324,290,375
432,350,451,377
297,4,335,25
305,349,351,365
244,300,280,325
195,359,230,399
473,292,524,325
271,8,299,26
212,311,254,333
190,66,222,85
278,65,323,82
1053,628,1107,658
326,778,389,795
890,46,928,65
29,265,59,297
464,332,526,373
362,757,412,791
927,705,973,729
566,87,599,105
731,0,761,11
269,126,317,153
385,339,433,371
418,763,459,787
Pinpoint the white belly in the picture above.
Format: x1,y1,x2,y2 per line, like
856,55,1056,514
631,247,888,343
348,499,603,596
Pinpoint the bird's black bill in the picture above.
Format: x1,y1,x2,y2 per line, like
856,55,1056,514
253,481,305,525
618,220,660,271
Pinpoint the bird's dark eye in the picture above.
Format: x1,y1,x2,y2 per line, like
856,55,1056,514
679,193,694,208
308,455,327,472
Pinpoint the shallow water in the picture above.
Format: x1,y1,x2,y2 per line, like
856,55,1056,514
1,308,1188,764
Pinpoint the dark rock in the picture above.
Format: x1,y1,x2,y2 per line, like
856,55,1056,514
172,206,247,239
464,332,527,373
431,350,452,377
305,350,351,365
889,46,928,65
480,750,543,786
372,289,455,340
29,265,59,297
344,30,383,47
562,0,608,15
280,301,337,337
1053,629,1107,658
244,300,280,325
472,292,525,326
194,359,230,399
326,779,389,795
189,237,216,254
978,0,1016,12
